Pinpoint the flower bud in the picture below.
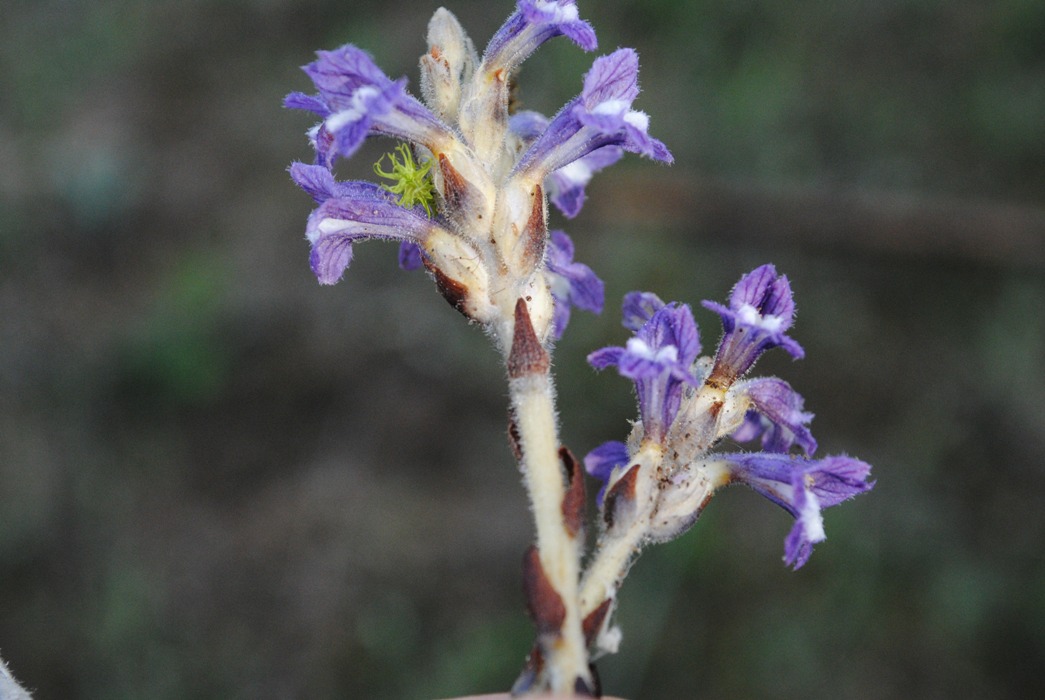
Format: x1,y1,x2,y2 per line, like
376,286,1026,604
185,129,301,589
419,8,477,123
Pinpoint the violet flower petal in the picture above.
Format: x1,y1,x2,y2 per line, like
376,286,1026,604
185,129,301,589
304,183,446,284
735,377,818,456
398,241,424,271
589,298,700,442
483,0,597,75
286,45,451,166
584,440,630,507
548,146,623,218
515,49,672,181
545,230,605,338
703,264,804,383
720,452,874,569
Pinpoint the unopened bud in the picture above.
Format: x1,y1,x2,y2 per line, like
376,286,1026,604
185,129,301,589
419,8,476,122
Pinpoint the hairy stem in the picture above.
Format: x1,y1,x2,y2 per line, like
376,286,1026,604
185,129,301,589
506,299,590,693
579,445,662,619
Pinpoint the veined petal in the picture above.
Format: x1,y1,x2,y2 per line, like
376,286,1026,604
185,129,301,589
287,45,452,166
733,377,817,456
581,47,639,109
283,92,330,116
587,345,626,370
289,161,339,202
545,230,604,338
718,452,874,569
514,49,672,181
289,162,389,204
483,0,596,75
590,297,700,443
621,291,665,332
304,183,446,285
704,265,805,385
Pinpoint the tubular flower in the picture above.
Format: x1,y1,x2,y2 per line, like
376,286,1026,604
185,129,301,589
731,376,817,456
284,46,453,167
702,264,804,387
588,293,700,444
515,48,673,183
715,453,874,569
289,162,453,285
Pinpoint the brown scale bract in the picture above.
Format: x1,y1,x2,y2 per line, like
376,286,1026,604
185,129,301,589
603,463,640,531
508,298,550,378
560,447,586,538
522,545,566,636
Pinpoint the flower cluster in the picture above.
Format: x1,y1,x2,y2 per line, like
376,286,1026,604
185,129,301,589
284,1,874,694
586,265,874,570
285,0,670,347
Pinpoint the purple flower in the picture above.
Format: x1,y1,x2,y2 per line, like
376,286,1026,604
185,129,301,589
720,453,874,569
509,110,623,219
483,0,597,74
514,49,672,182
548,146,623,218
545,230,604,339
703,264,804,386
290,163,448,285
621,291,667,331
584,440,630,507
733,377,817,456
589,293,700,443
285,45,451,167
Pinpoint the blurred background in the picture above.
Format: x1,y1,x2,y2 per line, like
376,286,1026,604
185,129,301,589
2,0,1043,697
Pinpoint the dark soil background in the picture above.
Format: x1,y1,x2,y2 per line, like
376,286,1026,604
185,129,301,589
2,1,1044,698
